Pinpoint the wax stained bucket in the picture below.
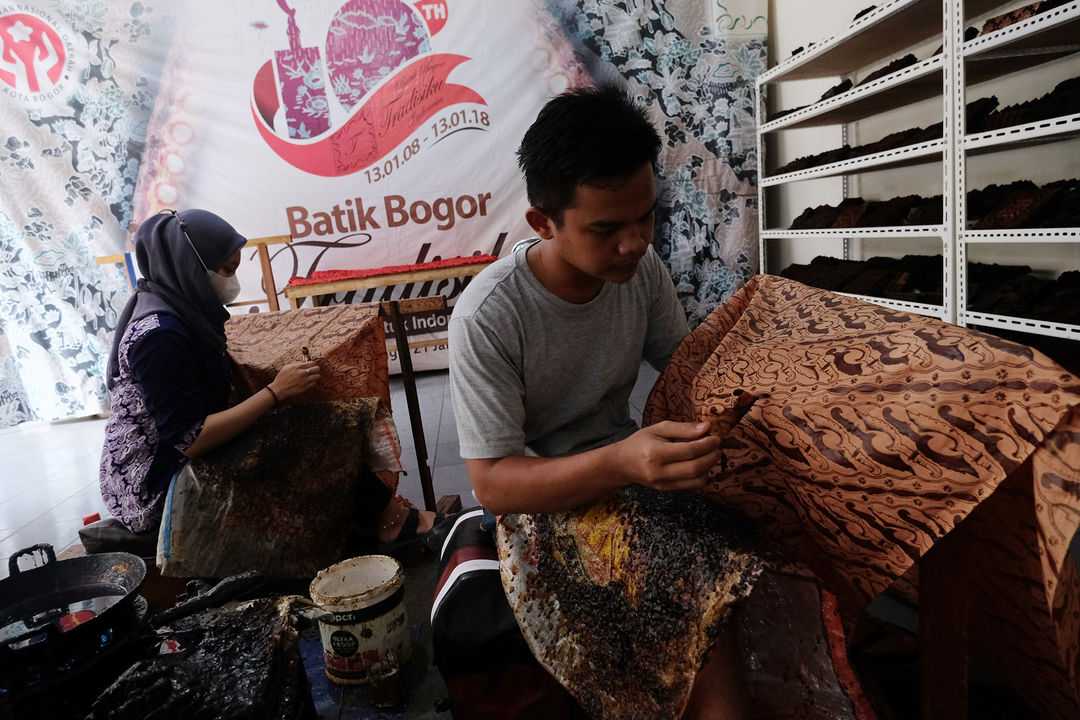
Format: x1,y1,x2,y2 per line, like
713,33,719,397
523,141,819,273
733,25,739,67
309,554,412,685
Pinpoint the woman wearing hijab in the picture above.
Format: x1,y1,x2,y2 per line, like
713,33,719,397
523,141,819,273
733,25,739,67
99,209,439,550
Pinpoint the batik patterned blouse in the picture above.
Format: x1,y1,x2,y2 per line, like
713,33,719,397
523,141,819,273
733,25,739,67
99,313,231,532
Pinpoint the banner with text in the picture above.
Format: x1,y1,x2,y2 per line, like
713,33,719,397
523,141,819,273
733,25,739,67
130,0,580,373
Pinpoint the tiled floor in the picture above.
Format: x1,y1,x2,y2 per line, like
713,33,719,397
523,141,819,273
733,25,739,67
0,363,660,578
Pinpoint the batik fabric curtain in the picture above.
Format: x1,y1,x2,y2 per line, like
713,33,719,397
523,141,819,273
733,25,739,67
538,0,767,327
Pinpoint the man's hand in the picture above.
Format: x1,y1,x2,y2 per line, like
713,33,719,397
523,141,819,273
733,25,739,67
467,421,728,514
611,421,723,492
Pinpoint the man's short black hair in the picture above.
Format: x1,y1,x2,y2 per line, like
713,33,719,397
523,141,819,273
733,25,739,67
517,84,661,225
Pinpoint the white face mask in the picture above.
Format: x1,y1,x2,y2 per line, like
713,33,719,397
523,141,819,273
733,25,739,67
182,226,241,304
207,270,241,305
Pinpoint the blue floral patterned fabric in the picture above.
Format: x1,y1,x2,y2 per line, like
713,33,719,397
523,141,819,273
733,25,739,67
541,0,766,327
0,2,168,427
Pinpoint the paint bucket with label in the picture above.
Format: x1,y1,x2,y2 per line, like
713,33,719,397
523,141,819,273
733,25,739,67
309,554,412,686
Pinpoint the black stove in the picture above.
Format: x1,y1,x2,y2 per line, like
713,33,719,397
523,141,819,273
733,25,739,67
0,595,150,720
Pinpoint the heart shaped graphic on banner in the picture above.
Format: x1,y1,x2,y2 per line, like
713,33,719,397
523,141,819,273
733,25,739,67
325,0,431,113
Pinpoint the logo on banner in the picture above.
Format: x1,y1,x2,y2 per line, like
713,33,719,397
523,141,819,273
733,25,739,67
0,8,74,103
251,0,486,178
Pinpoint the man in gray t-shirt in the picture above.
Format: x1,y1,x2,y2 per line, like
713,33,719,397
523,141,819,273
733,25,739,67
447,85,750,719
448,85,725,516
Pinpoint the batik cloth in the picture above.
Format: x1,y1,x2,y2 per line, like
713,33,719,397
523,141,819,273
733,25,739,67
225,303,391,408
646,274,1080,719
498,274,1080,719
498,487,762,719
158,398,383,579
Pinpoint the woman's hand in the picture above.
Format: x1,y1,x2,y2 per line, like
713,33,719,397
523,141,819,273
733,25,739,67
268,360,321,403
185,360,322,458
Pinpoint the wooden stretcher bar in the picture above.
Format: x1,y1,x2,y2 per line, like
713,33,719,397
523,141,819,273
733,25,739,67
95,233,294,311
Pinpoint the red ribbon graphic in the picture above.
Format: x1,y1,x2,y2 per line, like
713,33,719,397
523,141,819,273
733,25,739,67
252,53,484,177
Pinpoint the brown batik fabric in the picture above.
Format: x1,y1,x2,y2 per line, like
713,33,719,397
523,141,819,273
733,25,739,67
159,399,379,579
646,274,1080,719
225,303,391,408
498,488,762,720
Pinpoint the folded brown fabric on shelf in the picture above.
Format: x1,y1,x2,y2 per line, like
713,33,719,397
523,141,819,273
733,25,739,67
780,254,947,306
766,104,809,123
819,77,853,102
832,199,870,228
977,77,1080,132
979,1,1042,35
978,0,1072,36
967,180,1037,220
773,112,967,175
852,5,877,22
790,198,864,229
965,95,1000,133
838,255,898,295
779,255,866,291
858,195,923,226
787,194,947,230
1037,179,1080,226
934,26,979,55
1038,0,1075,14
857,53,918,87
972,179,1075,229
904,194,944,225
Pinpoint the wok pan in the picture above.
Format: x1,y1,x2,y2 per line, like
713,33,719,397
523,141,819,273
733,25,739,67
0,543,145,668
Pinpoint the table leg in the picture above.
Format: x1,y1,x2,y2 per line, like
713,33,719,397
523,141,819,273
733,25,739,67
387,300,437,511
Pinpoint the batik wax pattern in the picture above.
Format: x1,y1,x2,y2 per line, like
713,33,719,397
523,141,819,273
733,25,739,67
498,486,762,720
225,303,391,408
162,398,380,580
645,274,1080,719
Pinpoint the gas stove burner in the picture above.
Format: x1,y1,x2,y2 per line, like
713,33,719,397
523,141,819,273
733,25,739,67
2,592,130,651
0,595,149,720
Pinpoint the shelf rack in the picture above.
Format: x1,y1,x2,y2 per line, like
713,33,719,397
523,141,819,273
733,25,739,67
761,57,945,132
756,0,954,323
761,226,946,239
760,0,942,82
964,2,1080,82
964,112,1080,151
761,139,945,185
757,0,1079,347
954,0,1080,343
964,1,1080,60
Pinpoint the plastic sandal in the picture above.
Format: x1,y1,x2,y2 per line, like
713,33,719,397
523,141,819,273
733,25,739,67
376,507,424,556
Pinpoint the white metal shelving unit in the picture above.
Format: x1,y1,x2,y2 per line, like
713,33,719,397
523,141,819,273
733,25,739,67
955,0,1080,344
758,0,1080,350
756,0,955,322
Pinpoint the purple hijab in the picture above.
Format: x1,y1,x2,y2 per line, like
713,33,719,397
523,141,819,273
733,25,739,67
107,209,247,389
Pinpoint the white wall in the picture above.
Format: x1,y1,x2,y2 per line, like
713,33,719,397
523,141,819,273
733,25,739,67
765,0,1080,276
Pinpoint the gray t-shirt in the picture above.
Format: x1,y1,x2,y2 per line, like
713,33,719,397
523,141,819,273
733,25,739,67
449,238,689,459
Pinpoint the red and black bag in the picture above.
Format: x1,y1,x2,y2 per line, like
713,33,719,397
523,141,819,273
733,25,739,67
431,508,585,720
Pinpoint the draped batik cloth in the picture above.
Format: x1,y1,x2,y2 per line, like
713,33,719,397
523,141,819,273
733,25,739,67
225,302,403,483
498,488,762,720
225,303,391,408
159,398,379,580
644,274,1080,719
